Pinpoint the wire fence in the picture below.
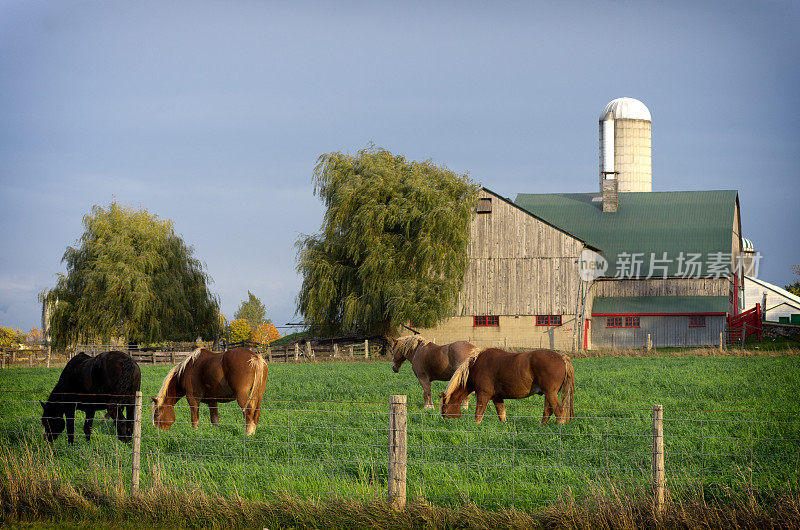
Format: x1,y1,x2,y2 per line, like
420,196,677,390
2,389,798,510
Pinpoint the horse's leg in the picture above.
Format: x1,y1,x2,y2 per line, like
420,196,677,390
235,393,256,436
66,404,76,444
474,392,490,425
187,397,201,429
461,394,470,410
208,402,219,427
83,408,96,441
493,400,507,423
543,391,563,425
550,390,567,424
419,375,433,410
541,396,552,424
124,401,135,441
107,403,124,439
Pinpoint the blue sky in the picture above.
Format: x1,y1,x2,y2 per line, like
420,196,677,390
1,1,798,332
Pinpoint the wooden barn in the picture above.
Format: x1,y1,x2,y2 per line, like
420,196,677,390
416,98,748,350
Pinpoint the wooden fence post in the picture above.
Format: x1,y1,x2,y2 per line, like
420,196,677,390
333,343,339,358
388,395,407,510
652,404,665,516
267,347,273,362
46,347,51,368
305,341,314,359
132,391,143,494
719,331,724,352
1,350,5,369
364,340,369,360
348,345,354,358
294,343,299,362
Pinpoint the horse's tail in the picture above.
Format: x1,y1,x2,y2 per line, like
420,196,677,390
443,348,481,402
559,355,575,422
247,354,269,403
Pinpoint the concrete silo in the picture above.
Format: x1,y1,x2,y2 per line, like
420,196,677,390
598,97,652,195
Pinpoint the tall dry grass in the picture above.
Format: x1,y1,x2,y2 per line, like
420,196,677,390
2,445,799,529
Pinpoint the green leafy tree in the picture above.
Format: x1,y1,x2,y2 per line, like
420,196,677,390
786,265,800,297
296,146,480,336
46,202,221,348
234,291,269,330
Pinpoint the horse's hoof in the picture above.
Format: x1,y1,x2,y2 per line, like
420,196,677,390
423,404,434,410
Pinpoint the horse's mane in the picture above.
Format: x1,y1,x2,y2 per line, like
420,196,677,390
155,348,204,403
442,347,482,401
394,335,431,360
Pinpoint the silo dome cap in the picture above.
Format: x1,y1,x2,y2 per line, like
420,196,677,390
600,97,651,121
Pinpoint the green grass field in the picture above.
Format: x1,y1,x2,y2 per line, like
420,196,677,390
1,354,799,510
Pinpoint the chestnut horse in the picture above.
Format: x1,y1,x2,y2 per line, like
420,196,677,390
152,348,268,435
440,348,574,425
391,335,480,409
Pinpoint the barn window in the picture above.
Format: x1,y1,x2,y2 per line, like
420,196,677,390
690,316,706,327
606,316,623,327
624,316,640,327
476,198,492,214
474,315,499,327
536,315,562,326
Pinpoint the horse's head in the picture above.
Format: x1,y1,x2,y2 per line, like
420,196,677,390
40,401,65,442
151,396,175,431
439,392,465,419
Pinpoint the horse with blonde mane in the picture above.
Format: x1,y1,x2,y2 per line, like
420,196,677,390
152,347,268,435
440,348,574,425
391,335,480,409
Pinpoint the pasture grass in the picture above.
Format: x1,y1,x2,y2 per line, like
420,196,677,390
0,353,799,522
2,445,799,529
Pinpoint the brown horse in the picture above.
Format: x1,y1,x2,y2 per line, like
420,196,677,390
151,348,268,435
440,348,574,425
391,335,480,409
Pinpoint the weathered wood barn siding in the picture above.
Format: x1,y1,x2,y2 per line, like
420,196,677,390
585,278,730,315
416,189,586,349
457,189,585,317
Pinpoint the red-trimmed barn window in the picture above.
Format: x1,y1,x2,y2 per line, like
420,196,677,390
536,315,562,326
690,316,706,327
474,315,499,327
624,316,640,327
606,316,623,328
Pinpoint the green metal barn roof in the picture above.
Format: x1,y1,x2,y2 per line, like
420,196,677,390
592,296,730,315
514,190,738,278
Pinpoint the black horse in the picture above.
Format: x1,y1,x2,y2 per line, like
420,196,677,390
41,351,141,444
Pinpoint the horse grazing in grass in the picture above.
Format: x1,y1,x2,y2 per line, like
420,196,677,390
41,351,141,444
391,335,480,409
151,348,268,435
440,348,574,425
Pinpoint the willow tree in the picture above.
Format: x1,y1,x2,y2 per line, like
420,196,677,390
47,202,221,348
296,146,480,336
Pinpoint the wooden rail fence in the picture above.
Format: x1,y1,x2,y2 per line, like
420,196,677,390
1,339,385,368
